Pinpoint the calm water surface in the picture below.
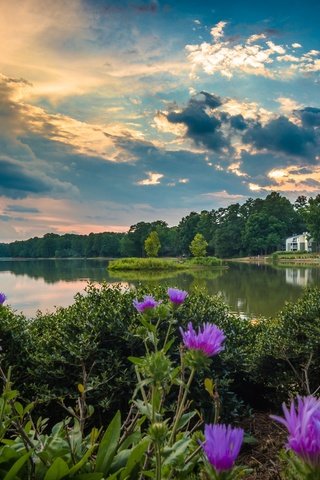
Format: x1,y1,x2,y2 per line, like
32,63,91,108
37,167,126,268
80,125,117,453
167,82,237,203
1,258,320,318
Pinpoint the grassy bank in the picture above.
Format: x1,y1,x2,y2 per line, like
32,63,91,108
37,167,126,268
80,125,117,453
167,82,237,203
108,256,222,270
272,251,320,266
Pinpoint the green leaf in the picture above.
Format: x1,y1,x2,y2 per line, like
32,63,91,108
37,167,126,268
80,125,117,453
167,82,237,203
72,474,104,480
204,378,214,397
176,411,197,431
162,438,191,467
68,445,96,475
13,402,24,418
95,410,121,474
128,356,144,366
120,438,149,480
44,458,69,480
3,450,32,480
109,449,131,473
163,338,175,353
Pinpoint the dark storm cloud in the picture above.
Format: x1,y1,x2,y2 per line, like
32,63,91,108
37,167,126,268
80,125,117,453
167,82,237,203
166,91,229,151
243,116,317,158
230,114,247,130
0,157,52,198
295,107,320,128
5,205,40,213
0,156,77,199
239,151,290,179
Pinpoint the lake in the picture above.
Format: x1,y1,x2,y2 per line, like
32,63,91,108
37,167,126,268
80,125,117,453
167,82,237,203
1,258,320,318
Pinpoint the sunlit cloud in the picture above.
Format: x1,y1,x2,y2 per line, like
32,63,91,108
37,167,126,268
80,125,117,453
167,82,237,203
186,21,320,79
267,165,320,193
137,172,164,185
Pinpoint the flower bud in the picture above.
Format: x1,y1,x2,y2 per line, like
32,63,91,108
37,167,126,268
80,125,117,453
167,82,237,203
148,421,168,445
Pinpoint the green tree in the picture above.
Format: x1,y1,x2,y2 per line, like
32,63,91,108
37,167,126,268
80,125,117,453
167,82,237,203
144,231,161,257
189,233,208,257
302,195,320,250
177,212,201,255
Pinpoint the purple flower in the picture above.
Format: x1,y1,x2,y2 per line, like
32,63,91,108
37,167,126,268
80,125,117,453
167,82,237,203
202,424,244,473
167,288,188,305
0,293,6,305
180,322,225,357
133,295,161,313
271,395,320,469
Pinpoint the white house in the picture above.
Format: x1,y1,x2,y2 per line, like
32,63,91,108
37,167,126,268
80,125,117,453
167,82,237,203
285,232,313,252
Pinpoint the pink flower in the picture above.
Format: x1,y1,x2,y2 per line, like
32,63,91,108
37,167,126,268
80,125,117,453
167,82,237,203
271,395,320,469
180,322,225,357
133,295,161,313
167,288,188,305
202,424,244,473
0,293,6,305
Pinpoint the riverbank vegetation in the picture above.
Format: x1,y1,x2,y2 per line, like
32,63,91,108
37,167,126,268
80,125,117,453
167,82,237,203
273,251,320,265
0,284,320,478
1,192,320,259
108,256,222,271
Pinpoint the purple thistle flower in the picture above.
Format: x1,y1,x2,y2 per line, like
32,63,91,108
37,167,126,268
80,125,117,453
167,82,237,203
167,288,188,305
202,424,244,473
180,322,225,357
133,295,161,313
0,292,6,305
271,395,320,469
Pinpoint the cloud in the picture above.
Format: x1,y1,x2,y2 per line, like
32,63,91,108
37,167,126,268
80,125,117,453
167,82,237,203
243,116,317,158
186,21,320,79
295,107,320,127
137,172,164,185
230,114,247,130
5,205,40,213
165,92,228,152
0,156,78,199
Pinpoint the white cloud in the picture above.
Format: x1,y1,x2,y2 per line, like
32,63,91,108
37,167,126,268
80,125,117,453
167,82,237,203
186,21,320,79
292,43,302,48
210,21,227,40
137,172,164,185
247,33,266,44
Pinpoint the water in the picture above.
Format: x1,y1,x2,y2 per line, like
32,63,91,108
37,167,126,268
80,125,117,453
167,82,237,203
1,258,320,318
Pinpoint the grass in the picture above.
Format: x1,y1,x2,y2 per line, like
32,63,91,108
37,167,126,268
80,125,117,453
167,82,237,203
108,256,222,271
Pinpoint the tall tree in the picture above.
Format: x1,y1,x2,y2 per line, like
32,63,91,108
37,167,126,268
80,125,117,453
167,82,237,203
302,195,320,250
177,212,201,255
214,204,245,258
189,233,208,257
144,231,161,257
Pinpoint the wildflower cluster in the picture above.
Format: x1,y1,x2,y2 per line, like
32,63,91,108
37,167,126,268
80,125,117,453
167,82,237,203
132,287,245,479
0,292,6,305
272,395,320,474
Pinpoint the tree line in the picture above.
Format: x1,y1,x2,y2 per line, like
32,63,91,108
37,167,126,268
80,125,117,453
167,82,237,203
1,192,320,259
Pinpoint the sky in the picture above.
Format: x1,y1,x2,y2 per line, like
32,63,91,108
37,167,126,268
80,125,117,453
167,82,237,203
0,0,319,242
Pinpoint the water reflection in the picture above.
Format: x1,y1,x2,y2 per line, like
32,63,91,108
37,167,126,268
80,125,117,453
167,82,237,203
285,267,313,287
0,259,320,318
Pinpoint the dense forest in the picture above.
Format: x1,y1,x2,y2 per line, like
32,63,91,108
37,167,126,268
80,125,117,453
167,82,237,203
1,192,320,258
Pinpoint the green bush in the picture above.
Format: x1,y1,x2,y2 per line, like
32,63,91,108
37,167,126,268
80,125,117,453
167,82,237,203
248,287,320,402
0,284,254,423
185,256,222,267
108,257,183,270
2,284,320,423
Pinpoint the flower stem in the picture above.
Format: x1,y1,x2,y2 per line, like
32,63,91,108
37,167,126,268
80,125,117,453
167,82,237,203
169,366,196,445
155,444,162,480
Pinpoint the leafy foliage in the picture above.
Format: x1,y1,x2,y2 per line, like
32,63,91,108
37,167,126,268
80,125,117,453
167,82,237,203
144,231,161,257
190,233,208,257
